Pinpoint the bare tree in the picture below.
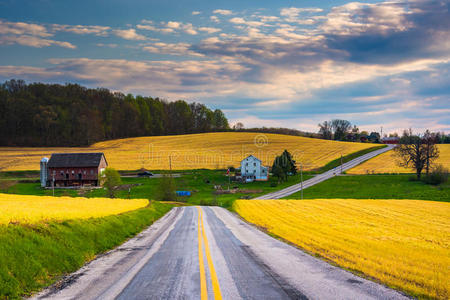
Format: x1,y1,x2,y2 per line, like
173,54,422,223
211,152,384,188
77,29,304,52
423,130,440,175
233,122,244,130
331,119,352,140
318,121,332,139
394,129,439,180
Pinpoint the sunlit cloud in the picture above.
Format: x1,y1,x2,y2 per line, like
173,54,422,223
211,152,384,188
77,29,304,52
113,28,146,40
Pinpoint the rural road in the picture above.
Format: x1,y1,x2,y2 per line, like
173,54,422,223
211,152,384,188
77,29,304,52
33,206,407,300
254,144,395,199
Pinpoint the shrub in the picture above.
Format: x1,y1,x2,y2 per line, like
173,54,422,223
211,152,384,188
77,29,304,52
422,164,449,185
270,182,278,187
156,173,176,201
103,168,122,198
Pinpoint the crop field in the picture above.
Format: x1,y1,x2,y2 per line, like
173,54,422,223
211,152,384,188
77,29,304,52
234,199,450,299
0,132,376,171
0,193,148,224
348,144,450,174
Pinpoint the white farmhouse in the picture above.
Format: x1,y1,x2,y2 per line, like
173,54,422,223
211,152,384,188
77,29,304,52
240,155,269,182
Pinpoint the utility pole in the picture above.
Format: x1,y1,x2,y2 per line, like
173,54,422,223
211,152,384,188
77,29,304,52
340,154,343,174
169,155,172,178
300,163,303,200
52,174,55,197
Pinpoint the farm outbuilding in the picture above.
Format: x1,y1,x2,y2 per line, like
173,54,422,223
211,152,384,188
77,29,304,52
43,153,108,187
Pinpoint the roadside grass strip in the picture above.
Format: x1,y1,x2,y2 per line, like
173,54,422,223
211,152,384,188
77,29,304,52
0,193,148,224
348,144,450,174
197,207,222,300
234,199,450,299
0,202,173,298
0,132,377,171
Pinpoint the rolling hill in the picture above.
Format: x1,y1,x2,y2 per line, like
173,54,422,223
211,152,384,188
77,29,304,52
0,132,378,171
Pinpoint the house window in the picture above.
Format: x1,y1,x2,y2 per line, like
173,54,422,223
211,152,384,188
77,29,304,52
83,170,86,175
90,170,94,175
246,163,248,166
60,171,64,176
253,162,256,166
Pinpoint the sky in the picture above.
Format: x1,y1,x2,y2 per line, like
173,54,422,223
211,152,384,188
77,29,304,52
0,0,449,134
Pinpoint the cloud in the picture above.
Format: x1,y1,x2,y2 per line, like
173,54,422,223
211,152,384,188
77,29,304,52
166,21,181,29
0,20,76,48
0,35,76,48
198,27,221,34
142,42,203,56
137,21,197,35
229,17,264,27
210,16,220,23
213,9,233,15
280,7,323,23
136,24,175,34
52,24,110,36
192,11,201,15
113,28,146,40
0,20,51,37
96,43,118,48
182,23,197,35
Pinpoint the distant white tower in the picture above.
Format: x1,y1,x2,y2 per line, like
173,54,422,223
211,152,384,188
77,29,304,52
40,157,49,187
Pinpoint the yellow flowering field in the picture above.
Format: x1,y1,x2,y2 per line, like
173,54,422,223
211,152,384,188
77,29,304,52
234,199,450,299
0,193,148,224
348,144,450,174
0,132,376,171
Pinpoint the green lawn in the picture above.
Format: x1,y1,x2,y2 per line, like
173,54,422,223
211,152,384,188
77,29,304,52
0,201,173,299
0,170,312,208
285,174,450,201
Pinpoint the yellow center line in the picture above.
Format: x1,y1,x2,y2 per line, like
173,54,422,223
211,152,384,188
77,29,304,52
197,207,208,300
197,206,223,300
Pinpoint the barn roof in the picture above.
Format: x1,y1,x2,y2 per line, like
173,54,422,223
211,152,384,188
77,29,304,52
48,153,107,168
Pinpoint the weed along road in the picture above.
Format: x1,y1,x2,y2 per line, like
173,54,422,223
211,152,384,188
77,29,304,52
33,206,407,300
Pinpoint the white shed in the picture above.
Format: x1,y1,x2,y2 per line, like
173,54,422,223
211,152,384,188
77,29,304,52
240,155,269,182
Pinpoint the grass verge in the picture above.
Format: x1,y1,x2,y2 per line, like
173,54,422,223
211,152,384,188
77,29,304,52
0,201,173,299
316,145,387,173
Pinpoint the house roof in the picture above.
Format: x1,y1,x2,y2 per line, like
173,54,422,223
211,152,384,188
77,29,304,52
242,155,262,162
48,153,107,168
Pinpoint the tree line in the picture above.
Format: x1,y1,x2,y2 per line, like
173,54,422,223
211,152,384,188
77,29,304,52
318,119,450,143
0,80,229,146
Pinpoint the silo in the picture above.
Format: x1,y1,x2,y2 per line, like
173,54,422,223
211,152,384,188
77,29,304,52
40,157,49,187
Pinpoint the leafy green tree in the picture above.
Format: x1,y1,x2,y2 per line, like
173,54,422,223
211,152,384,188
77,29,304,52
281,150,297,175
271,156,287,183
103,168,122,198
156,173,176,201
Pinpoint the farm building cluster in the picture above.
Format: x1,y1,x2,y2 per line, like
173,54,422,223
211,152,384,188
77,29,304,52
39,153,269,187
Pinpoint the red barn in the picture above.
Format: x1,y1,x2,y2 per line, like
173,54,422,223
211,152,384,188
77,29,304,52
381,137,400,144
47,153,108,187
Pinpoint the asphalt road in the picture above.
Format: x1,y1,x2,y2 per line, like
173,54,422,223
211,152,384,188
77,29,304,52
33,205,407,300
254,144,395,199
